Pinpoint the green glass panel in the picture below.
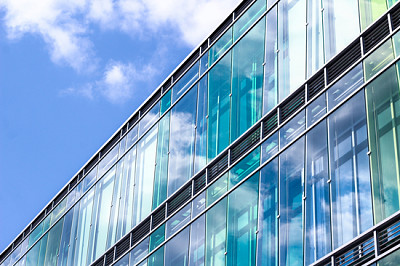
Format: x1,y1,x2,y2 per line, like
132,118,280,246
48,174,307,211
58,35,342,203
377,247,400,265
205,198,227,266
366,65,400,223
364,39,394,81
26,241,40,266
307,0,324,77
195,76,208,173
160,90,171,115
359,0,387,30
149,224,165,252
206,173,228,207
209,28,232,66
148,246,164,266
207,52,231,162
37,233,48,266
44,218,64,266
226,173,259,266
229,147,260,188
233,0,266,42
393,31,400,57
231,17,265,143
153,113,170,209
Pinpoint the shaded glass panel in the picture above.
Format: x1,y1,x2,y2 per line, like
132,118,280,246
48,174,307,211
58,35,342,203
209,29,232,65
194,76,208,173
364,39,394,81
257,158,278,266
57,207,75,266
168,86,197,196
148,246,164,266
139,103,160,137
126,125,138,149
359,0,387,30
229,146,260,188
233,0,266,42
366,65,400,223
307,0,324,77
189,215,205,266
165,227,190,266
172,62,199,103
166,203,191,238
130,237,149,265
280,138,304,266
160,90,171,115
226,173,259,266
44,218,64,266
231,17,265,142
149,224,165,252
192,192,206,218
328,91,373,248
206,173,228,207
307,93,326,127
280,110,305,148
261,132,279,163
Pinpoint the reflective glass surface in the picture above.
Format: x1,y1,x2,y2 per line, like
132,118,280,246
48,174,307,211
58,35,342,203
164,227,190,266
307,93,326,127
209,28,232,65
359,0,387,30
189,215,205,266
194,76,208,173
139,103,160,137
172,62,199,103
233,0,266,42
130,238,149,265
364,38,395,81
307,0,324,77
228,146,260,188
261,131,278,163
280,110,305,148
166,203,191,238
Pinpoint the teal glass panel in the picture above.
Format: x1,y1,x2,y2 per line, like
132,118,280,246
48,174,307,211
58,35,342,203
328,91,373,248
200,51,209,76
307,0,324,77
126,124,138,149
205,197,227,266
166,203,191,238
229,146,260,188
280,138,304,266
195,76,208,173
98,144,119,178
226,173,259,266
44,218,64,266
207,52,231,162
323,0,360,61
364,39,395,81
160,90,171,115
148,246,164,266
209,28,232,65
192,192,206,218
130,237,149,265
153,113,170,209
172,62,199,103
327,63,364,110
165,227,190,266
377,248,400,265
278,0,306,100
134,125,158,226
114,253,129,266
280,110,306,148
393,31,400,56
26,240,40,266
87,166,116,263
37,233,48,266
305,121,331,264
359,0,387,30
261,131,278,163
263,5,278,114
29,222,44,248
66,201,80,266
189,215,205,266
139,103,160,137
306,93,326,127
257,158,278,266
231,17,265,143
51,198,67,226
206,173,228,207
366,65,400,223
82,166,97,193
57,207,74,266
233,0,266,42
149,224,165,252
388,0,400,7
168,86,197,196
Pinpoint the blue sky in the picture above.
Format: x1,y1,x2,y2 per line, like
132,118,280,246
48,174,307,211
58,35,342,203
0,0,240,252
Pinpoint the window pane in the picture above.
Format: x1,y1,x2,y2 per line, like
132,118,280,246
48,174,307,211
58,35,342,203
66,201,80,266
168,86,197,196
364,39,394,81
226,173,259,265
206,173,228,207
359,0,387,30
280,138,304,266
280,110,305,148
366,65,400,223
192,192,206,218
148,246,164,266
98,144,119,178
229,146,260,188
261,131,279,163
172,62,199,103
114,253,129,266
44,218,64,266
130,237,149,265
393,30,400,57
233,0,266,42
165,227,190,266
307,0,324,77
166,203,191,238
37,233,48,266
194,76,208,173
160,90,171,115
200,51,209,76
51,198,67,226
257,158,279,266
209,29,232,65
126,125,138,149
149,224,165,252
82,166,97,193
189,215,205,266
139,103,160,137
57,207,75,266
231,17,265,142
307,93,326,127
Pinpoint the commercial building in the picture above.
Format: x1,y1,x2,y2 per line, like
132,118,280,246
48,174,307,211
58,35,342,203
3,0,400,265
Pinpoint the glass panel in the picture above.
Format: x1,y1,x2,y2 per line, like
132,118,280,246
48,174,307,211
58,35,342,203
233,0,266,42
172,62,199,103
194,76,208,173
366,65,400,223
263,6,278,114
388,0,400,7
189,215,205,266
66,182,82,210
57,207,75,266
66,201,80,266
280,110,306,148
229,146,260,188
37,233,48,266
278,0,306,100
166,203,191,238
305,121,331,264
98,144,119,178
160,90,171,115
44,218,64,266
82,166,97,193
130,237,149,265
207,52,231,162
280,138,304,266
126,125,138,149
192,191,206,218
200,51,209,76
307,93,326,127
323,0,360,61
359,0,387,30
153,113,170,209
261,132,279,163
257,157,279,266
226,173,259,266
307,0,324,77
148,246,164,266
209,28,232,65
231,17,265,142
205,197,227,266
377,248,400,265
168,86,197,196
114,253,129,266
393,31,400,57
149,224,165,252
119,134,127,156
206,173,228,207
165,227,190,266
268,0,278,9
364,39,394,81
51,198,67,226
134,126,158,226
26,240,40,266
327,63,364,110
139,103,160,137
29,221,44,248
328,91,373,248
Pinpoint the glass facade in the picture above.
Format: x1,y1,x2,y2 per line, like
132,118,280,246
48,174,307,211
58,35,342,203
4,0,400,266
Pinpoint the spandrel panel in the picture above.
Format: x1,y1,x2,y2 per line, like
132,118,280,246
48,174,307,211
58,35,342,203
192,191,206,218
